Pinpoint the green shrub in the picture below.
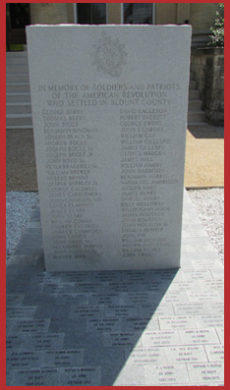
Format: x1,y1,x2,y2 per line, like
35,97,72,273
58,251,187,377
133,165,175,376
209,3,224,47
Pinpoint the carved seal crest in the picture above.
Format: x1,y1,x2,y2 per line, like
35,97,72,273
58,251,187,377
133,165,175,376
92,33,127,77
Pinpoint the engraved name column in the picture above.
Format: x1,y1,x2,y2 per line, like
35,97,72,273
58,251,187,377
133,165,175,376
38,83,103,262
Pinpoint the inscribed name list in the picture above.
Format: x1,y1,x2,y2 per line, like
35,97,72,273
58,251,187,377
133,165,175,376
26,25,191,271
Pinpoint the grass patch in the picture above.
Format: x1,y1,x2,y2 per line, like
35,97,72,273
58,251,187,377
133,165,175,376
8,44,24,51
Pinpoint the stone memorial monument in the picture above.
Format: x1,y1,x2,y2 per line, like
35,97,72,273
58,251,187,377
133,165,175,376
26,25,191,271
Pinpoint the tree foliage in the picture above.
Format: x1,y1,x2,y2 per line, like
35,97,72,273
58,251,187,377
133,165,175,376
209,3,224,47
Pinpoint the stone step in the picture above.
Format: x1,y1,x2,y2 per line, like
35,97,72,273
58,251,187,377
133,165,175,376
189,123,217,130
6,73,30,83
188,124,224,137
6,84,30,93
190,69,195,79
6,125,33,130
187,121,209,128
6,93,31,104
6,51,27,58
6,58,28,66
189,89,199,99
189,80,197,89
6,103,32,115
188,99,202,110
6,64,29,73
6,114,32,128
188,110,206,122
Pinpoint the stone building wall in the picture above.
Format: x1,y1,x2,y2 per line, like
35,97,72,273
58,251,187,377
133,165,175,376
190,3,218,47
30,4,71,24
190,3,217,31
191,48,224,125
29,3,218,32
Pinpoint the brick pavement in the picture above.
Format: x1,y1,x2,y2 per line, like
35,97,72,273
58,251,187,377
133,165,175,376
6,190,224,385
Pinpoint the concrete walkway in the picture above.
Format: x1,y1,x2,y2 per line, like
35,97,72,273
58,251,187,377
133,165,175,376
6,190,224,386
184,128,224,188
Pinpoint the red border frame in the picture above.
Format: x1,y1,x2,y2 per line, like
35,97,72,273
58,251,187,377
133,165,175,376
1,1,227,389
224,0,228,388
0,0,6,389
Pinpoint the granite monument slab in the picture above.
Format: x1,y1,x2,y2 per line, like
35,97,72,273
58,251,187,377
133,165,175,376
27,25,191,271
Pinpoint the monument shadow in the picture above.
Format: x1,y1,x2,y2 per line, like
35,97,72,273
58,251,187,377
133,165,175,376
6,206,179,386
188,126,224,139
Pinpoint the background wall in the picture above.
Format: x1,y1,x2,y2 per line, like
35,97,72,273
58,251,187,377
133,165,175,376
30,4,71,24
29,3,219,34
190,3,217,32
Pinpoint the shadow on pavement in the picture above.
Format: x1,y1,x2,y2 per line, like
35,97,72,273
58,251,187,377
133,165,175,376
188,125,224,139
6,206,179,385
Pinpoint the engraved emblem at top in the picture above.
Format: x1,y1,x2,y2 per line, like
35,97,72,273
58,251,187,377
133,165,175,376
92,32,127,77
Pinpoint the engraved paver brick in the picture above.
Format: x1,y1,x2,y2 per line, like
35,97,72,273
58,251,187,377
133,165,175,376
70,304,104,320
173,302,213,316
121,317,159,332
210,268,224,279
59,367,101,386
87,318,120,332
7,335,25,352
179,328,219,345
18,332,65,351
165,345,208,364
216,327,224,345
187,289,223,303
150,303,175,317
205,345,224,362
43,349,84,367
7,319,50,334
104,332,143,347
181,270,213,282
6,305,37,319
7,351,44,369
124,346,167,365
144,364,190,385
159,315,197,330
10,368,59,386
113,365,146,386
141,330,181,347
6,294,25,305
104,304,137,318
196,314,224,329
187,362,224,385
